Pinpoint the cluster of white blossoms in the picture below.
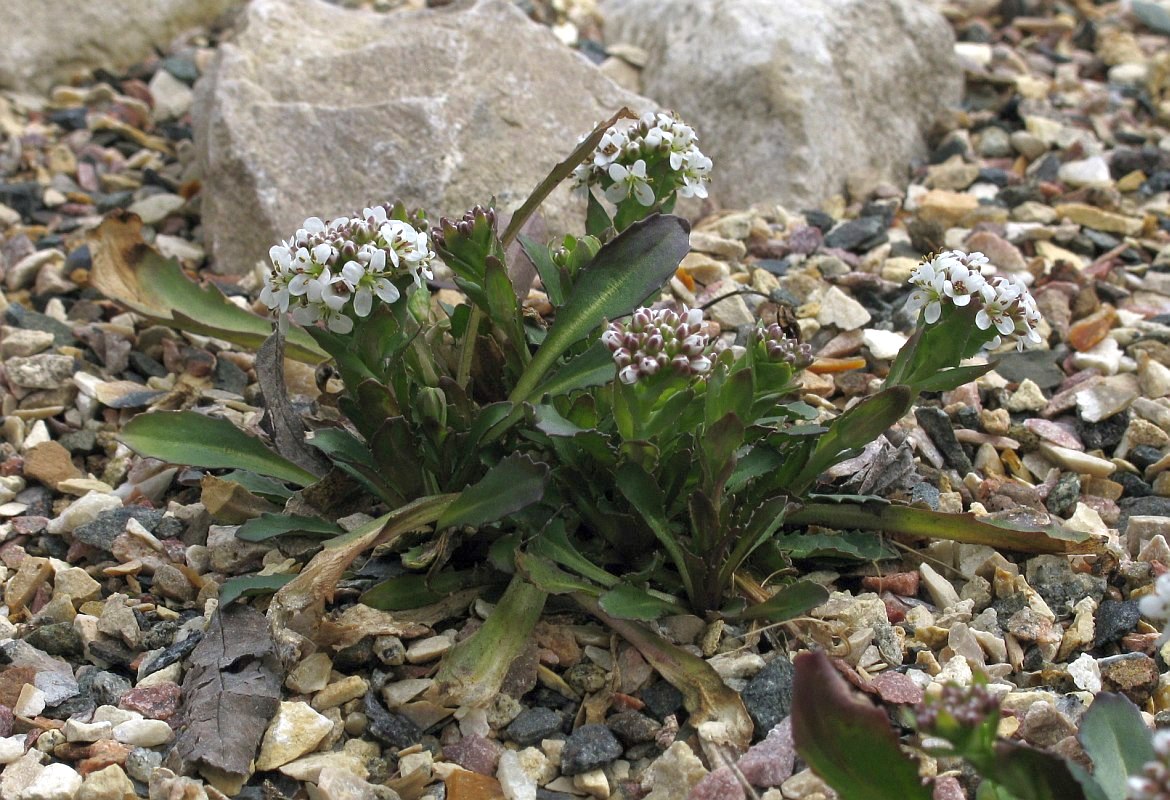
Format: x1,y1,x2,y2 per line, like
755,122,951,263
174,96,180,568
906,250,1043,351
571,112,713,205
260,205,435,334
602,306,715,385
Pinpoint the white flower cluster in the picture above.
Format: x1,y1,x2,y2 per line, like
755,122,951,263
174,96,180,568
261,205,435,334
1128,729,1170,799
571,112,712,205
906,250,1042,351
601,306,714,385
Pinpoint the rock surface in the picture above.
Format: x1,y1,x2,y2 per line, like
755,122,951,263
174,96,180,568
195,0,650,273
0,0,241,92
600,0,961,209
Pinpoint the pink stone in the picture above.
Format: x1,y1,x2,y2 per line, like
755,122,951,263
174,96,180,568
1023,418,1083,450
869,671,924,705
964,231,1027,273
736,718,795,788
933,774,966,800
118,682,181,720
443,734,503,775
861,571,919,597
688,767,745,800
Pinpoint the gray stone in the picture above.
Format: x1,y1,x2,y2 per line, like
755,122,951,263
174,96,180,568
506,707,563,747
0,0,241,92
601,0,961,210
195,0,650,273
740,655,794,738
559,724,623,776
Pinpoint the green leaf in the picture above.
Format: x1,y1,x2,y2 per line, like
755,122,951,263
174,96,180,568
437,453,549,530
121,411,319,486
599,583,688,621
792,650,933,800
908,362,996,394
981,741,1090,800
586,190,612,239
731,580,829,622
361,569,497,611
220,574,296,606
527,520,620,589
1078,693,1154,800
516,550,603,596
509,214,691,404
786,500,1100,555
236,513,344,542
531,341,616,400
772,530,899,562
90,212,326,364
617,462,693,601
519,234,565,306
218,471,294,501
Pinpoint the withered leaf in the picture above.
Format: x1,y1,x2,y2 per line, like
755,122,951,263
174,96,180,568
167,604,283,782
316,604,431,651
256,331,330,479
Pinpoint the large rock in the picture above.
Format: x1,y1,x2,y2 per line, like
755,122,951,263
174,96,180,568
601,0,962,210
195,0,650,274
0,0,240,92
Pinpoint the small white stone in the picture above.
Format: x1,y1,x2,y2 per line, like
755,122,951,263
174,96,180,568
1006,379,1047,412
113,718,174,747
1068,653,1102,693
1070,338,1122,376
14,683,47,717
861,328,907,360
816,286,871,331
405,635,453,664
919,563,962,611
1058,156,1112,188
1064,503,1108,537
45,491,122,534
497,750,537,800
92,705,139,726
573,768,610,799
22,762,82,800
64,718,113,743
0,736,26,764
255,702,334,771
1037,443,1115,478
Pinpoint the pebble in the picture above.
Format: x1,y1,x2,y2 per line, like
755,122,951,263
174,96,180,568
1037,443,1116,478
405,635,453,664
256,701,335,771
559,724,623,776
641,742,707,800
22,763,82,800
740,656,795,735
112,718,173,747
815,286,871,330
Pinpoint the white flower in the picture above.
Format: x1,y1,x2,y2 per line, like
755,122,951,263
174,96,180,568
594,130,629,167
605,160,655,206
574,112,711,203
906,261,948,324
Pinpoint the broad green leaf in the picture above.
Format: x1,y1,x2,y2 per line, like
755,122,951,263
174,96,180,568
732,580,829,622
89,212,326,364
236,513,344,542
772,530,899,562
432,574,547,707
509,214,691,404
437,453,549,530
501,107,636,247
219,471,294,501
527,520,620,589
1078,693,1154,800
792,650,933,800
531,341,616,400
361,570,498,611
599,583,687,621
516,550,603,596
617,462,693,601
909,362,995,394
121,411,319,486
220,574,296,606
786,500,1100,555
981,741,1090,800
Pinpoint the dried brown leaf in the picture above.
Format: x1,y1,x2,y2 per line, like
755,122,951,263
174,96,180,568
166,605,283,783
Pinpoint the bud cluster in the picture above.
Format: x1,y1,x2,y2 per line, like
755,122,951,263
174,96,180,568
430,204,497,252
571,112,713,206
1128,731,1170,799
906,250,1042,351
261,205,435,334
601,306,715,385
914,682,1000,735
756,323,813,368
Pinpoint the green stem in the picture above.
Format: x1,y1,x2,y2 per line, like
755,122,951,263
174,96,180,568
432,574,547,707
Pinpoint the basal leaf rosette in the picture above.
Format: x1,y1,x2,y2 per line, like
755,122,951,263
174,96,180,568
260,203,435,334
571,111,713,207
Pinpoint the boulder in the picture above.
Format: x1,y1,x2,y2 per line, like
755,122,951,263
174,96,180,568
0,0,241,92
194,0,651,274
600,0,962,210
